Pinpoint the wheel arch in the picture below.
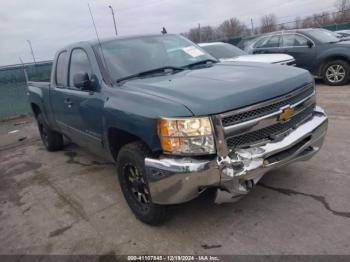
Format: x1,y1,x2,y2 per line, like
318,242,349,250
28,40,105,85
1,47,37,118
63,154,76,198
107,127,160,161
30,103,41,119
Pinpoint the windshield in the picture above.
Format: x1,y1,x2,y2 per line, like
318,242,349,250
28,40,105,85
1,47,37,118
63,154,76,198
200,43,247,59
306,29,340,43
95,35,215,82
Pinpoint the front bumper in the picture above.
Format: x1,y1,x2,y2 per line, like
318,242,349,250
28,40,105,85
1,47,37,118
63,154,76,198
145,106,328,205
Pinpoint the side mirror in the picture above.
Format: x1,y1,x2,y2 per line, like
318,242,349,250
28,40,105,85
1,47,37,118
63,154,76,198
73,72,96,91
307,40,313,48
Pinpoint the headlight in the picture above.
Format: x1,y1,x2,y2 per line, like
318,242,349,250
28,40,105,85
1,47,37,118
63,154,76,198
159,117,216,155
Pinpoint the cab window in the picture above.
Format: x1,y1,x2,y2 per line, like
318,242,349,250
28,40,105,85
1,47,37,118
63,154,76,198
55,51,67,86
68,49,92,88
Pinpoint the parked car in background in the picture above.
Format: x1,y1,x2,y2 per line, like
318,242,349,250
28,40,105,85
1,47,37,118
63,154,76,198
325,29,350,42
27,34,327,225
237,36,260,51
199,42,295,66
335,30,350,38
246,28,350,85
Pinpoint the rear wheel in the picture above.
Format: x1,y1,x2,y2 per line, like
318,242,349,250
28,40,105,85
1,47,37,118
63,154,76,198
37,113,64,151
117,141,167,225
323,60,350,86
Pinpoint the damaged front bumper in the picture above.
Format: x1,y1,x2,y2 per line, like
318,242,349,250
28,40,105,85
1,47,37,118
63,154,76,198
145,106,328,205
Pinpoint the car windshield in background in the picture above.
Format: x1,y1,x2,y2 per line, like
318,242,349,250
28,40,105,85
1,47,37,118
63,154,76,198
201,43,247,59
306,29,340,43
337,30,350,37
95,35,215,82
324,30,342,38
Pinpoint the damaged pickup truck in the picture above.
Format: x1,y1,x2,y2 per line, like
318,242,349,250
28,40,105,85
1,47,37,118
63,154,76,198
27,34,328,225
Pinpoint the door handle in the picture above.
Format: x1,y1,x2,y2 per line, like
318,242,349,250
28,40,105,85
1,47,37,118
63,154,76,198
64,98,73,108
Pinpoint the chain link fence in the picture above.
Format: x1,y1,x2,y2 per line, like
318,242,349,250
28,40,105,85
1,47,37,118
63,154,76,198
323,22,350,31
0,62,52,120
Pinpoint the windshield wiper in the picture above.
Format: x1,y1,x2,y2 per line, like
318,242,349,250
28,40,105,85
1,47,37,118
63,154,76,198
182,59,218,69
116,66,184,84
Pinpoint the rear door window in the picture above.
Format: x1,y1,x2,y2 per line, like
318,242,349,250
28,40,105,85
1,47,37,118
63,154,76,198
254,35,281,48
55,51,67,86
254,36,269,48
263,35,281,48
282,34,309,47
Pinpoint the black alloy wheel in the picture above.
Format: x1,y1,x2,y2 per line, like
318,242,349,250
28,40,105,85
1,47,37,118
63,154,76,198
123,163,151,211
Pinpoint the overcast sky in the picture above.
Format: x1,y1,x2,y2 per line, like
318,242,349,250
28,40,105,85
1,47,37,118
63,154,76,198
0,0,337,66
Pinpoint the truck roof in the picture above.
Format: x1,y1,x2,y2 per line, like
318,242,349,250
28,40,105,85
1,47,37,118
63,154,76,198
62,33,177,49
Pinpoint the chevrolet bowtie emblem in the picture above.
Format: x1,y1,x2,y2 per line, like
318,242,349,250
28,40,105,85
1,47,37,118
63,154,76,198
279,106,295,121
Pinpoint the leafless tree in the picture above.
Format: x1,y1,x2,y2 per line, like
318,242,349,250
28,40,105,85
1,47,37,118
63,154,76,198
218,18,247,38
334,0,350,23
313,12,333,26
199,26,219,42
260,14,277,33
183,4,350,44
295,17,303,29
301,16,315,28
335,0,350,12
185,27,201,43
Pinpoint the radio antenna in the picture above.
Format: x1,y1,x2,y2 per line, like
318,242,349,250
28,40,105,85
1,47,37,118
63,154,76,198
88,3,111,84
88,3,101,45
19,57,29,84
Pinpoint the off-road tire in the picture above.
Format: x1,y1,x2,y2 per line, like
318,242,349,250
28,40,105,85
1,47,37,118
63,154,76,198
117,141,167,225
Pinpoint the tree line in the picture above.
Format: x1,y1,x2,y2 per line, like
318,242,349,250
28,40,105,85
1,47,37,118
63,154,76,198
183,0,350,43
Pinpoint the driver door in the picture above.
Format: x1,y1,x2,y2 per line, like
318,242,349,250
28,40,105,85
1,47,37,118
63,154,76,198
280,33,316,71
63,48,104,151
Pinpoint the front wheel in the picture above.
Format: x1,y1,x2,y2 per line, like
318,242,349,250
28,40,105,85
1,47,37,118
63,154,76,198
323,60,350,86
117,141,167,225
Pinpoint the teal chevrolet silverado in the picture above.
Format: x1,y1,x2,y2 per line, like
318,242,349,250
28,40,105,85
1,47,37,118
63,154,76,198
27,34,328,225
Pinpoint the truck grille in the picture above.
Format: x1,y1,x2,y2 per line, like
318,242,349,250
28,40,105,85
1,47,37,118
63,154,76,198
226,104,315,149
222,85,314,127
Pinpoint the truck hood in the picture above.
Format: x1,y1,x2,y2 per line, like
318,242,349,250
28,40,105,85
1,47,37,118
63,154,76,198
220,54,295,64
123,62,312,116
